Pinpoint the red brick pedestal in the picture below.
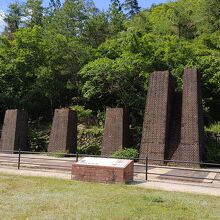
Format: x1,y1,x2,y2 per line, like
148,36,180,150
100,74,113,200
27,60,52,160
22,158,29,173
72,157,133,184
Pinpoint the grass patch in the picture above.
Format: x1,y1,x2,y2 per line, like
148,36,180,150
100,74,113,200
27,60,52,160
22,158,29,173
47,151,68,158
0,173,219,219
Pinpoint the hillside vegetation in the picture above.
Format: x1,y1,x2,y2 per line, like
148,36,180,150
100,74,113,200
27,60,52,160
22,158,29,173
0,0,220,153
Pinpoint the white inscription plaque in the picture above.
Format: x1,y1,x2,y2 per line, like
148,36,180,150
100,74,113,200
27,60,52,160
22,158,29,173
76,157,132,168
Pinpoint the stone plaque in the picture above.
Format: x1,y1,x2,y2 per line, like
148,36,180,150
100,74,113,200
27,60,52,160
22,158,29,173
48,108,77,153
77,157,132,168
0,109,28,152
72,157,133,183
102,108,129,156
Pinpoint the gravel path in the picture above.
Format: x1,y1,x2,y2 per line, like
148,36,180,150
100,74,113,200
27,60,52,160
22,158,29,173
0,166,71,179
133,178,220,197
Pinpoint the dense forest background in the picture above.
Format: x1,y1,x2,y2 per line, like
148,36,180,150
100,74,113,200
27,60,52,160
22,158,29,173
0,0,219,158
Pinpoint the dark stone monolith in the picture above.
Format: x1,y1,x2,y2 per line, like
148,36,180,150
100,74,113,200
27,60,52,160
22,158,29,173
0,109,28,152
170,68,204,163
48,109,77,153
139,71,173,163
140,68,204,166
101,108,129,156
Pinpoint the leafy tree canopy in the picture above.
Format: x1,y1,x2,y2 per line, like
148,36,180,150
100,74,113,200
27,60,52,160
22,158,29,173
0,0,220,125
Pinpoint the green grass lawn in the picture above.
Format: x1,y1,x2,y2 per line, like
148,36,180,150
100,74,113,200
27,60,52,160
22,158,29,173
0,173,219,220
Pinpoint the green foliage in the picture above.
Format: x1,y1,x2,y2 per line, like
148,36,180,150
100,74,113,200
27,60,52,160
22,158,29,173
124,0,141,17
205,122,220,134
48,151,68,157
111,148,139,159
77,126,103,155
1,0,220,156
48,0,61,13
125,11,151,34
4,3,23,33
97,110,105,127
29,127,50,152
82,11,111,47
1,174,220,220
79,29,220,123
148,0,200,38
204,137,220,163
69,105,92,123
79,48,148,123
204,122,220,163
77,144,101,155
109,0,125,34
201,0,220,33
24,0,44,27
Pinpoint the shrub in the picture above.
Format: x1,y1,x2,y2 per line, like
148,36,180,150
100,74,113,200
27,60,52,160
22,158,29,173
77,144,101,155
77,126,103,155
29,128,49,152
69,105,93,124
204,134,220,163
204,122,220,163
97,110,105,127
111,148,139,159
205,122,220,134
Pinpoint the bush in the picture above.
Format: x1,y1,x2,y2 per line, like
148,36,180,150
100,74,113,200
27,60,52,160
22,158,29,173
69,105,93,124
77,144,101,155
205,122,220,134
111,148,139,159
29,128,50,152
204,122,220,163
97,110,105,127
204,132,220,163
77,126,103,155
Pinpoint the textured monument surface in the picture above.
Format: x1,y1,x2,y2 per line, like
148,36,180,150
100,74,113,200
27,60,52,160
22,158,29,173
171,68,204,163
48,109,77,153
139,71,173,163
72,157,133,183
140,68,204,166
0,109,28,152
101,108,129,156
166,92,182,160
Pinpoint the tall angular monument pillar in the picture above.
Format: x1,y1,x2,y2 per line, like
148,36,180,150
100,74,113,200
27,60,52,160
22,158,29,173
140,71,173,163
101,108,129,156
48,109,77,153
0,109,28,152
172,68,204,162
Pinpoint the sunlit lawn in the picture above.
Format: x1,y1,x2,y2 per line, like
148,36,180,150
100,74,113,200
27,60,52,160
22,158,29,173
0,173,219,220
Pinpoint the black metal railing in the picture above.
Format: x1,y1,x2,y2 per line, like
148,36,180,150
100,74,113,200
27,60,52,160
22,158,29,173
0,149,220,183
145,157,220,183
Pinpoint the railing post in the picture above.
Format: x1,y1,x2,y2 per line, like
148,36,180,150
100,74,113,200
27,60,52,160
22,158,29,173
76,152,78,162
145,156,148,181
18,148,21,170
